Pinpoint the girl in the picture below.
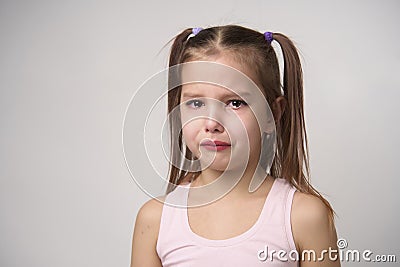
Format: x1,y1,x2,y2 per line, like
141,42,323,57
131,25,340,266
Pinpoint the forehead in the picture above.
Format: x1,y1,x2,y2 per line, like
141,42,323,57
180,54,262,98
181,83,248,99
212,53,260,85
184,53,260,83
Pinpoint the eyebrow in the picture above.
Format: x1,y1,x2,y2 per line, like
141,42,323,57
181,91,251,98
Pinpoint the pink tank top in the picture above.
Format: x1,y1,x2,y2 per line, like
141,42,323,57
156,178,298,266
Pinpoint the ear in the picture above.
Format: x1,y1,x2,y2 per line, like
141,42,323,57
271,96,287,124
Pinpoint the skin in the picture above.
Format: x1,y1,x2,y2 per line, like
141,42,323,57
130,54,340,267
180,83,262,176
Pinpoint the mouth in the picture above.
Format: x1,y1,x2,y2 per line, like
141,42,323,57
200,140,231,151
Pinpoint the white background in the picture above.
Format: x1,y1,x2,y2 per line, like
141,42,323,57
1,0,399,266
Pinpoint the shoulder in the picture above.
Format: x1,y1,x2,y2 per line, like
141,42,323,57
134,196,166,245
291,191,337,252
292,191,331,226
135,197,165,233
131,197,165,267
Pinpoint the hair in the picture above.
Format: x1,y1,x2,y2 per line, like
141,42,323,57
165,24,334,220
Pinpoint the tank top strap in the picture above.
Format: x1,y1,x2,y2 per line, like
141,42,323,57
156,184,190,259
259,177,297,252
285,183,297,252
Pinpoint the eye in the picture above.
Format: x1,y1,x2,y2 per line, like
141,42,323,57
228,99,247,109
185,99,205,109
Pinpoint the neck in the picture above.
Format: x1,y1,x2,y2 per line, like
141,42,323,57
193,161,271,196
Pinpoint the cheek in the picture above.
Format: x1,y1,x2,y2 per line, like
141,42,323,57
247,117,262,142
182,124,194,141
230,114,261,153
182,120,200,138
182,121,201,153
230,113,261,149
246,117,262,149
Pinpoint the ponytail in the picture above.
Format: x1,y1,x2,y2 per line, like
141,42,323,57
168,28,193,67
167,28,192,112
166,28,197,192
273,33,335,221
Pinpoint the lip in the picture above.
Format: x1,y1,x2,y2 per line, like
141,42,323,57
200,140,231,151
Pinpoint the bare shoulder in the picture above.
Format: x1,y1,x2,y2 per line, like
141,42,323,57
134,196,166,240
136,197,165,227
131,197,165,267
292,191,331,228
291,191,340,266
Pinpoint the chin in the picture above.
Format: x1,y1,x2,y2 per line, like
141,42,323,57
199,158,229,172
206,160,245,173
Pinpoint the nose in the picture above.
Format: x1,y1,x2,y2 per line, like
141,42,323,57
205,117,224,133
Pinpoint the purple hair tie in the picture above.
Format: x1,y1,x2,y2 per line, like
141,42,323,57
264,31,273,44
186,27,203,41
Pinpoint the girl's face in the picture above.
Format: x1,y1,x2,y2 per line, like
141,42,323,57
180,54,265,172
